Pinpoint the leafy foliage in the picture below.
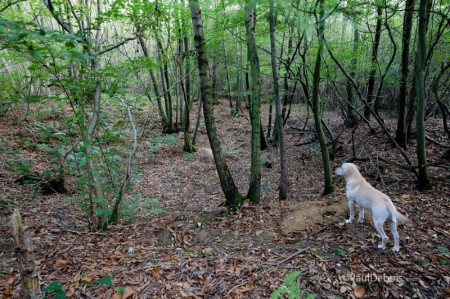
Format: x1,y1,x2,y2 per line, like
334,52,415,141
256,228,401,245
271,271,315,299
43,281,66,299
97,275,113,287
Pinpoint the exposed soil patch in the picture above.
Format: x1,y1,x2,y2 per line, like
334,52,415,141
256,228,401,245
280,200,348,234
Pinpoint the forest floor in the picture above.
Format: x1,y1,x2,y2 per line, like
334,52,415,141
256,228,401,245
0,101,449,299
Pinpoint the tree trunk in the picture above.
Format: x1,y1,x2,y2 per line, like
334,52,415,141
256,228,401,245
189,0,243,207
269,0,288,200
282,26,294,122
177,1,194,153
245,0,262,204
137,34,169,130
312,0,334,195
12,209,40,299
415,0,431,190
109,100,138,224
345,18,359,127
395,0,415,147
212,62,218,104
223,46,233,109
364,4,382,119
154,28,174,133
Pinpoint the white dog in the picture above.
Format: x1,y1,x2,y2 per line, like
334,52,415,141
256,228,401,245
334,163,409,252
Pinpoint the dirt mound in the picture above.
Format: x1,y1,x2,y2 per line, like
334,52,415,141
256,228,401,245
281,200,348,234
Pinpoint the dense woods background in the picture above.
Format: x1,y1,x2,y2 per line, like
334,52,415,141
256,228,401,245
0,0,449,298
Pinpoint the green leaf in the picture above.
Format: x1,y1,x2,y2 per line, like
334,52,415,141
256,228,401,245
92,197,103,204
65,41,75,48
98,275,113,287
437,247,449,254
334,248,347,258
44,281,63,293
17,32,28,39
271,271,302,299
54,292,67,299
44,280,66,298
96,207,107,215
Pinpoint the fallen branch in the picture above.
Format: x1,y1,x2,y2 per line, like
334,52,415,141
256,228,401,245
51,220,109,236
256,246,311,277
425,134,449,147
275,246,311,266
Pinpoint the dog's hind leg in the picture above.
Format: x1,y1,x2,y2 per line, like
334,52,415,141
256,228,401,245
389,221,400,252
357,207,365,224
374,221,388,249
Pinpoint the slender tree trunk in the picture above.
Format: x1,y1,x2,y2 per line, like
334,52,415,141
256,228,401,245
223,46,233,109
184,34,192,110
432,62,450,143
212,62,218,104
44,0,106,230
269,0,288,200
189,0,243,207
137,34,168,129
87,63,106,230
312,0,334,195
395,0,415,147
345,18,359,127
267,101,273,140
282,26,294,122
182,13,194,152
364,4,382,119
154,28,174,132
109,100,138,224
415,0,431,190
405,0,433,141
245,0,261,204
236,37,242,111
245,71,251,108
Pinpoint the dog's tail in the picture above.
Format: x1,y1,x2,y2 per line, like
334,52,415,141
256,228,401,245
395,211,410,223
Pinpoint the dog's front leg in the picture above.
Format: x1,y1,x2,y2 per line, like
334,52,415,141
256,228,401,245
357,207,364,224
345,201,355,224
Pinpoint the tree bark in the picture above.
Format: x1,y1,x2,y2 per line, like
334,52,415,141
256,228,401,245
269,0,288,200
154,26,175,133
364,4,382,119
415,0,432,190
245,0,262,204
12,209,40,299
345,18,359,127
189,0,243,207
312,0,334,195
395,0,415,147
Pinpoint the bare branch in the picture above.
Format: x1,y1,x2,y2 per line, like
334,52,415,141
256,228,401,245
96,36,139,56
42,0,75,34
0,0,26,14
323,38,418,177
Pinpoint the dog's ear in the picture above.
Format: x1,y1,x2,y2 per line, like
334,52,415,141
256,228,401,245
346,163,357,175
350,163,360,175
343,163,351,173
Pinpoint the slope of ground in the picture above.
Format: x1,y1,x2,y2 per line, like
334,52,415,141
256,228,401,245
0,101,449,298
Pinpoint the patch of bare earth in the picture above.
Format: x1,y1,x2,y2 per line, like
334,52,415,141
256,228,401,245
0,101,449,298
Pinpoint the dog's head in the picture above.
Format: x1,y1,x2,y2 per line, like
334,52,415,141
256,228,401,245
334,163,359,178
